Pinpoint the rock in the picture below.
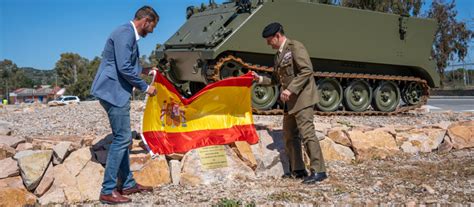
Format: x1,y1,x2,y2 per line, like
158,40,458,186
231,141,257,170
315,131,326,141
352,124,374,132
252,130,289,178
180,145,255,186
394,125,416,133
51,159,104,203
15,142,33,151
52,164,82,203
0,176,24,188
400,141,419,154
327,128,351,147
0,157,19,179
82,135,95,147
38,187,66,205
377,125,397,136
415,105,430,113
0,187,37,206
405,200,417,207
131,141,148,153
348,130,399,160
438,135,453,154
63,147,92,176
254,120,282,131
32,135,84,151
166,153,185,160
13,150,36,160
16,150,53,191
421,183,435,194
398,128,446,153
320,137,355,163
133,156,171,187
130,153,151,171
431,121,452,130
52,141,72,165
76,161,104,201
91,134,113,151
169,160,181,185
34,162,54,196
0,120,12,135
448,120,474,149
0,135,25,148
32,139,55,150
313,122,332,134
0,143,16,160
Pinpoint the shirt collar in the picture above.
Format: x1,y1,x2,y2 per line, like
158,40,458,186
130,21,141,41
278,38,287,53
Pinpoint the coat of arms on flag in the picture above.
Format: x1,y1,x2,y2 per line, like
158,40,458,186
141,72,259,155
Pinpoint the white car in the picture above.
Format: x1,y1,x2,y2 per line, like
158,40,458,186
48,96,80,106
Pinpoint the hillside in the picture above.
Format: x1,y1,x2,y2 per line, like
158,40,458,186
20,67,56,85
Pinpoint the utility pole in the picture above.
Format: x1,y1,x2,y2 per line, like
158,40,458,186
463,62,467,86
73,64,77,84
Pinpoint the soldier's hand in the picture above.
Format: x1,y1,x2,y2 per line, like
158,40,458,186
146,85,157,97
280,89,292,102
251,71,261,82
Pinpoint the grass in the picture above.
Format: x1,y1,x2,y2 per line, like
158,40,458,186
213,198,255,207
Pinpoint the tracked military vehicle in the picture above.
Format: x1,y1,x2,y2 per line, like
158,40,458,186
156,0,440,115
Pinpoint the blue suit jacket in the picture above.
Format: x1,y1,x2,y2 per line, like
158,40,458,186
91,23,148,107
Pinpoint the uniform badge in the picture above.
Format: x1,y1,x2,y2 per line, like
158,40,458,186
283,52,292,61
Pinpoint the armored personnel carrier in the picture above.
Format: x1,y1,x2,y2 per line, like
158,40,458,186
156,0,440,115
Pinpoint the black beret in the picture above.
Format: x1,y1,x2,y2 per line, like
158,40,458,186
262,22,282,38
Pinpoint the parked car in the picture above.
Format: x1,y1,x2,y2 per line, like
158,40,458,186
48,96,80,106
24,99,35,104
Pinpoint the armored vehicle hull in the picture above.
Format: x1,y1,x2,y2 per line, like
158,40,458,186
157,0,440,115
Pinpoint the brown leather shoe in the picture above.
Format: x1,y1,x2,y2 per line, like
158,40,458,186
120,183,153,195
99,190,131,204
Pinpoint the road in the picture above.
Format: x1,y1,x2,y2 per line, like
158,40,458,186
425,96,474,112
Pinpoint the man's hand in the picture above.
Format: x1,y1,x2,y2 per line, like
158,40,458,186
251,71,260,82
146,85,157,97
280,89,292,102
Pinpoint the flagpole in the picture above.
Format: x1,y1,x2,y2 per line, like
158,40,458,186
140,69,158,158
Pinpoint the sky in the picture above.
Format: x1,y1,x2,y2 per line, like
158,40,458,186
0,0,473,70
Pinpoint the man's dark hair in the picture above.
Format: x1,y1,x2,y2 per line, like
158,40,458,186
134,6,159,22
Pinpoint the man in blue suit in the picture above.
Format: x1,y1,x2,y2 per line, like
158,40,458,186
91,6,158,204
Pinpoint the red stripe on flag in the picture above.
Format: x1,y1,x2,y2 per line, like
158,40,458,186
142,124,259,155
154,72,254,105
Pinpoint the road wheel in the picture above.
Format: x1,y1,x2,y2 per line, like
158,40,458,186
372,81,400,112
343,79,372,112
402,82,423,105
315,78,343,112
251,83,279,110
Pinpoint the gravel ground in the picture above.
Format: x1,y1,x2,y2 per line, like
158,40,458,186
1,101,473,206
3,101,472,140
128,150,473,206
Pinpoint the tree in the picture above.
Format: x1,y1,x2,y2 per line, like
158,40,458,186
427,0,474,86
0,59,34,99
66,56,101,99
341,0,423,16
54,53,89,86
148,43,162,68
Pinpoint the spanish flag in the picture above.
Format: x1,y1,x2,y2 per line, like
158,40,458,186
141,72,259,155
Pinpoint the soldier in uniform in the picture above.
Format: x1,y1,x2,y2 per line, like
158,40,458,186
254,22,327,184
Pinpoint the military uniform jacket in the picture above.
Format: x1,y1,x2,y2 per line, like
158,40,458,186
261,39,319,114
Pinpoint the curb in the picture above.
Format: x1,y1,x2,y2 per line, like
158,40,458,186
429,96,474,99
